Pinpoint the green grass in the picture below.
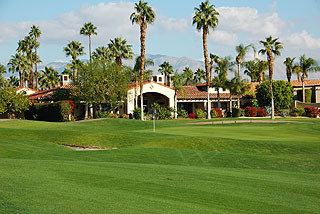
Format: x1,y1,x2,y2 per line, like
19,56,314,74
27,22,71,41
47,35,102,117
0,118,319,213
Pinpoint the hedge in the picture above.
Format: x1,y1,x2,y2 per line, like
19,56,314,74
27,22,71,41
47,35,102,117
25,100,74,122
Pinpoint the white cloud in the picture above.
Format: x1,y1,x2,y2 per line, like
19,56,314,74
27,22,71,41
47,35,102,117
0,2,139,46
158,17,188,33
285,30,320,50
216,7,286,37
209,30,238,46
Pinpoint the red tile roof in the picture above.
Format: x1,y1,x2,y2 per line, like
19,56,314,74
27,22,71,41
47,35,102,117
177,86,236,100
29,85,74,100
290,79,320,86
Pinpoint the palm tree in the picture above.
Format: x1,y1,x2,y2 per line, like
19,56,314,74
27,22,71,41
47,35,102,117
211,70,226,109
243,59,268,83
283,57,295,82
64,41,85,82
24,35,36,89
193,0,219,119
171,71,185,119
133,56,154,107
293,55,320,103
231,77,250,108
259,36,283,119
92,46,111,61
16,39,30,87
39,67,60,89
8,76,20,87
158,61,174,86
108,37,134,66
209,53,219,82
130,0,155,120
80,22,97,62
235,43,255,80
0,64,6,76
182,67,194,86
194,68,206,84
29,25,41,90
8,53,24,86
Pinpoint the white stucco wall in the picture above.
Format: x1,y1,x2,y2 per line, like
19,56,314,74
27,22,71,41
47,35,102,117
127,82,175,114
208,87,230,94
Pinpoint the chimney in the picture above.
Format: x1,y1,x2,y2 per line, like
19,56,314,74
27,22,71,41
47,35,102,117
60,75,70,86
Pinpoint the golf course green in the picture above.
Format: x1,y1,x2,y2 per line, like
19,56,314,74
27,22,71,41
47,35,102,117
0,118,319,213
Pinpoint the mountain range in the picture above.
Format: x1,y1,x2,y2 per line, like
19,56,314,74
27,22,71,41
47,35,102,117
27,54,320,81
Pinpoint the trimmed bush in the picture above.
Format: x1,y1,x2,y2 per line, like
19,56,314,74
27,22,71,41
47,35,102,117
133,107,142,120
25,100,73,122
257,108,267,117
151,103,174,120
245,106,257,117
178,109,188,119
305,89,312,103
304,107,320,118
211,108,222,118
195,109,206,119
232,108,241,117
291,106,305,117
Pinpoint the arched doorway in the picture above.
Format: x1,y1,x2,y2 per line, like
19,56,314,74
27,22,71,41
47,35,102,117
138,92,170,114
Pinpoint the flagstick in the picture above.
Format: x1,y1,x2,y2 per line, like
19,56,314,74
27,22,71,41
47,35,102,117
153,115,156,133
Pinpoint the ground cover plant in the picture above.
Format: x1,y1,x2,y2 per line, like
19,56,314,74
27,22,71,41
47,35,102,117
0,118,319,213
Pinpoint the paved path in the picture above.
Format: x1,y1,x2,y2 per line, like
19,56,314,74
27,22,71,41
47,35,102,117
0,119,10,122
184,120,299,125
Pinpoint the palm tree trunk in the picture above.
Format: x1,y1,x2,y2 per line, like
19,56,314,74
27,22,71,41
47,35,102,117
237,96,240,108
89,35,92,62
140,23,146,120
217,89,221,109
174,92,177,119
29,49,34,89
72,57,76,83
302,79,305,103
35,48,38,90
268,51,275,120
22,66,25,87
237,62,241,80
203,28,211,119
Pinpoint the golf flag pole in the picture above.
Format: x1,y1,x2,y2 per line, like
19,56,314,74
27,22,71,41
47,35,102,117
153,109,156,133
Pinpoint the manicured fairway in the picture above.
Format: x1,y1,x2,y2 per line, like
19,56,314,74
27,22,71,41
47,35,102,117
0,119,319,213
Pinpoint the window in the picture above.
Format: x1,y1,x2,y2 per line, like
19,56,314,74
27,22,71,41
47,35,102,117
153,76,157,82
159,77,162,82
64,76,68,81
215,88,218,92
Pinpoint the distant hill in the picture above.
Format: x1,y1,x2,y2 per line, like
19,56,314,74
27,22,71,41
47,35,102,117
10,55,318,81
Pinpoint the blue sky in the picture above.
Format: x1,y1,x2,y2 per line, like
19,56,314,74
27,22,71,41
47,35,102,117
1,0,320,73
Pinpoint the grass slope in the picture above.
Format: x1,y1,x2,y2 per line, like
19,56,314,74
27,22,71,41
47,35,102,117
0,119,319,213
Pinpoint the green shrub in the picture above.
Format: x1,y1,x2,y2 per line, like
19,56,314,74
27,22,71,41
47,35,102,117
195,109,206,119
178,109,188,119
305,89,312,103
133,107,142,120
291,106,305,117
232,108,241,117
25,100,73,122
97,111,108,118
151,103,174,120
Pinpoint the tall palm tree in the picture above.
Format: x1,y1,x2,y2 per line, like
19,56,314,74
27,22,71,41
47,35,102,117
8,53,24,86
92,46,111,61
130,0,155,120
39,67,60,89
193,0,219,119
283,57,295,82
133,56,154,107
194,68,206,84
171,71,185,119
235,43,255,80
158,61,174,86
16,39,30,87
211,70,227,109
108,37,133,66
24,35,35,89
259,36,283,119
80,22,97,62
182,67,194,86
293,55,320,103
231,77,250,108
64,41,85,82
29,25,41,90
